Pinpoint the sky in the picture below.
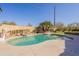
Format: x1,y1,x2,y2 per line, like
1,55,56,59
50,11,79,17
0,3,79,26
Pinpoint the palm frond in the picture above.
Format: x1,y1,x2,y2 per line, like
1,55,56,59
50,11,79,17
0,7,2,12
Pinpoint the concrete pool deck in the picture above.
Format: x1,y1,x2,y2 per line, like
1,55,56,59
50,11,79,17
0,39,65,56
0,35,79,56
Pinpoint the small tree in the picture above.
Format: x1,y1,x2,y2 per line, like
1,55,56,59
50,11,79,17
35,21,53,33
67,23,79,32
1,21,16,25
55,22,64,32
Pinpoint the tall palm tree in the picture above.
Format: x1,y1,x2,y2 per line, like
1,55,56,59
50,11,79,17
0,7,2,13
0,7,2,26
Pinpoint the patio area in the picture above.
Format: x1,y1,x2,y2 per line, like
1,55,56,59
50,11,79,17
0,39,65,56
0,34,79,56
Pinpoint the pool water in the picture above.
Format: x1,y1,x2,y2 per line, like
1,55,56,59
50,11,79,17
7,34,59,46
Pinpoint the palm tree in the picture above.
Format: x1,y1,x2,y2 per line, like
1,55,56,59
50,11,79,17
0,7,2,26
0,7,2,13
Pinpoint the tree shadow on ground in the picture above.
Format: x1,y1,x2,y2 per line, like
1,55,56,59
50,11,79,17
60,37,79,56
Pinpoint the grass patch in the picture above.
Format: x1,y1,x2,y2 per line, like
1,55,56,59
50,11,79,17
52,31,64,35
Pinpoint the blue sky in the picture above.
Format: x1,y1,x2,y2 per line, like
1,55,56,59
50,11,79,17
0,3,79,26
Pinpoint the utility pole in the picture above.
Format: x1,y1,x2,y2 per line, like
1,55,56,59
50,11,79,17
54,6,56,27
53,6,57,32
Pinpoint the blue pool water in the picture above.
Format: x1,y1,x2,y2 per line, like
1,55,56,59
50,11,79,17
7,34,59,46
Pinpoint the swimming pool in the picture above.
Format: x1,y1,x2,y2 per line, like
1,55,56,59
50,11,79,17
7,34,59,46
